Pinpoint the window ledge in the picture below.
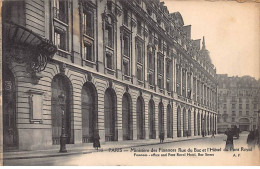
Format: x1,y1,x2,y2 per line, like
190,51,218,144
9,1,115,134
54,18,68,27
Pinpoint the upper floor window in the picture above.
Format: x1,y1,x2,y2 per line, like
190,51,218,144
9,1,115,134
105,22,113,48
158,56,164,75
166,62,170,78
148,51,154,70
83,42,93,62
253,104,257,109
232,104,236,109
137,66,142,81
137,20,142,36
54,29,67,51
149,30,153,43
123,60,129,76
148,73,154,86
158,38,162,51
53,0,68,23
239,97,242,103
246,104,249,109
136,43,143,64
106,52,113,69
123,9,128,26
83,10,94,37
123,35,130,57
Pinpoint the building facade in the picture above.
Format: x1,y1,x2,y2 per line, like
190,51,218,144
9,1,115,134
2,0,217,151
217,74,260,133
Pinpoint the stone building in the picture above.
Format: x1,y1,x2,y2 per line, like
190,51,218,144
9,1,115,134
2,0,217,151
217,74,260,133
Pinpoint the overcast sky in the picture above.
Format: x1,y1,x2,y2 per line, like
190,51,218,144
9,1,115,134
164,0,260,80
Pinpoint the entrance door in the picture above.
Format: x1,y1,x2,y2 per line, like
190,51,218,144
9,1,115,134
51,75,72,145
3,68,18,150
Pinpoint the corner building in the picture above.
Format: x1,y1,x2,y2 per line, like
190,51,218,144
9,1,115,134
2,0,217,151
217,75,260,133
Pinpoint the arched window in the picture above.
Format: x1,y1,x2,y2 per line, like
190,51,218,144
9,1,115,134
149,99,156,139
81,82,98,143
104,88,117,141
122,93,132,140
137,96,145,139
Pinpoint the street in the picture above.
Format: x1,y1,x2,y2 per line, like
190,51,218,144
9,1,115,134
4,132,260,166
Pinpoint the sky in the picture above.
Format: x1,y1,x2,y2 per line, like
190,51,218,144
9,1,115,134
164,0,260,80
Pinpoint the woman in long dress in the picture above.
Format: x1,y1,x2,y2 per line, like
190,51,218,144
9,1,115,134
93,133,100,150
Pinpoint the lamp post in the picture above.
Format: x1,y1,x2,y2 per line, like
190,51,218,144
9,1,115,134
202,118,205,137
58,92,67,153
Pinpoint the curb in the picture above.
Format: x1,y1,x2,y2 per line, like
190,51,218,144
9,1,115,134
3,136,208,160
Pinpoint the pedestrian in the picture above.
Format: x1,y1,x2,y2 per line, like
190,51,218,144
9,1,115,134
159,132,164,143
211,131,215,138
186,130,189,138
247,131,255,149
93,132,101,150
224,128,234,151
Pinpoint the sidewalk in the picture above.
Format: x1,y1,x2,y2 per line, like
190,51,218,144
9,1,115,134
3,135,212,160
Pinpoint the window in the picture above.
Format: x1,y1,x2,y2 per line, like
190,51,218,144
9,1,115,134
83,42,93,61
148,73,154,85
253,104,257,109
53,0,68,23
232,118,235,122
166,81,170,92
137,20,142,36
239,98,242,103
137,67,142,81
149,30,153,43
148,52,154,70
158,38,162,51
224,111,227,114
158,56,163,75
123,10,128,26
232,111,236,116
166,45,170,57
158,78,163,89
105,24,113,48
246,104,249,109
232,96,236,102
232,104,236,109
123,60,129,76
106,53,113,69
223,104,227,109
83,10,94,37
123,35,129,56
239,104,242,109
54,29,66,51
246,111,249,115
137,44,142,64
166,62,170,78
239,111,242,115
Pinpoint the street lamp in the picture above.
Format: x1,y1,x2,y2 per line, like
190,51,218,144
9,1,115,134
58,92,67,153
202,118,205,137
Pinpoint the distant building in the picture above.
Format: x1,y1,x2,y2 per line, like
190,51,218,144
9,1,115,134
217,74,260,133
2,0,217,151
